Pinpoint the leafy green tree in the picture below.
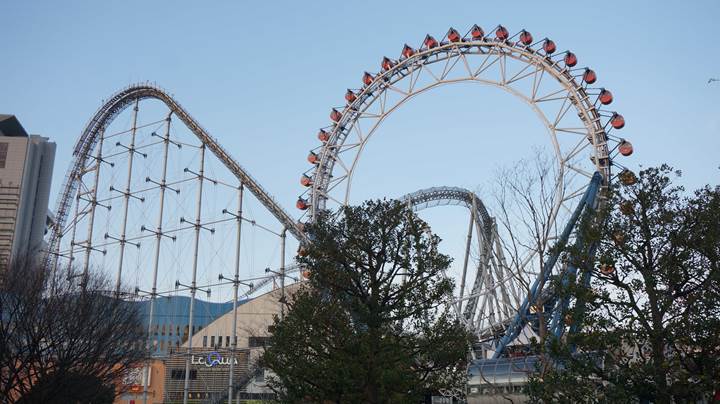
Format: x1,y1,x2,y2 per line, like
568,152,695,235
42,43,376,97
527,166,720,403
261,200,473,403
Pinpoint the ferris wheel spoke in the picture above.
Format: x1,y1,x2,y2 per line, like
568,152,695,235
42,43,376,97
406,63,426,94
385,83,410,97
472,52,502,79
459,52,475,78
561,177,592,204
552,96,574,127
356,110,383,120
440,48,464,80
499,52,508,85
331,155,353,178
531,66,545,101
316,187,346,208
438,48,456,79
505,63,540,86
379,87,389,115
565,163,594,180
335,142,362,153
555,127,591,136
352,121,367,144
420,63,442,84
562,136,592,164
534,88,571,103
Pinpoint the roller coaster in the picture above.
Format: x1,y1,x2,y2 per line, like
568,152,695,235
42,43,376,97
46,24,633,403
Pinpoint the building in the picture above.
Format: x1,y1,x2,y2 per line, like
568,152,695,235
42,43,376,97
0,115,55,269
165,284,296,403
115,360,166,404
134,295,243,356
114,285,295,404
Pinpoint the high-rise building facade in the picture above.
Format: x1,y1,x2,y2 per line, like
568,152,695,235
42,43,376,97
0,115,55,269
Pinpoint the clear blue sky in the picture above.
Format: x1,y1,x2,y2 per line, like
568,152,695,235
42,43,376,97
3,0,719,205
2,1,719,293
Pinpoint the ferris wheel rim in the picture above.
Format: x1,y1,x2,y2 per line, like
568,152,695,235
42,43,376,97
333,78,568,216
302,29,623,222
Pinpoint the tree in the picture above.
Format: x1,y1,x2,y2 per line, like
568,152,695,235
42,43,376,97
0,258,147,403
527,165,720,403
493,150,567,343
261,200,473,403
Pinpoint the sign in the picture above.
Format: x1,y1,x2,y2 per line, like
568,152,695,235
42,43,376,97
190,352,239,367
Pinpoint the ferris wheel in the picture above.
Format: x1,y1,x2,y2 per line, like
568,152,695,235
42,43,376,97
297,25,634,356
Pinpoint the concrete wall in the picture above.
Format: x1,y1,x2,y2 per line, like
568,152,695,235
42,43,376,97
184,283,299,351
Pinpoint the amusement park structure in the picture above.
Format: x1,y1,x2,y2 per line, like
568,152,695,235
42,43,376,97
46,24,633,402
299,23,633,359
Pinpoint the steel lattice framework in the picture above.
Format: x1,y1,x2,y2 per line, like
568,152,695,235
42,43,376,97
44,25,634,401
400,186,524,342
48,84,303,263
298,25,633,357
46,83,305,404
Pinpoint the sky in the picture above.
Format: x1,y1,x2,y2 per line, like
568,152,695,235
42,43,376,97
2,1,719,300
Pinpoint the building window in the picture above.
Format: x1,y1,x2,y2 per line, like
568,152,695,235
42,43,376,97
202,335,207,347
161,325,165,336
218,336,222,347
226,336,230,347
249,336,271,348
0,143,7,169
210,336,215,347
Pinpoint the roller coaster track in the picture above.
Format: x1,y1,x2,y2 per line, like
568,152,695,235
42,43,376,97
46,84,304,270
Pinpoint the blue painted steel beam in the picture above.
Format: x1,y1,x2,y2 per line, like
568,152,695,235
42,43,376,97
491,172,602,358
548,178,601,337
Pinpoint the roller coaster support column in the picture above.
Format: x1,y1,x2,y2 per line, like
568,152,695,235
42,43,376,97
459,208,475,314
280,227,287,319
143,113,173,404
82,128,105,278
492,172,602,359
183,145,206,404
228,184,244,404
115,99,140,293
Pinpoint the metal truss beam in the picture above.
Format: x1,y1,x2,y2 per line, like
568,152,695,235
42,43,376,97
46,84,305,270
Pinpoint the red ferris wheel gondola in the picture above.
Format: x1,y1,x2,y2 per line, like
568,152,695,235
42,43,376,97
448,28,462,43
471,25,484,40
543,39,556,54
564,52,577,67
599,89,613,105
519,30,533,45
